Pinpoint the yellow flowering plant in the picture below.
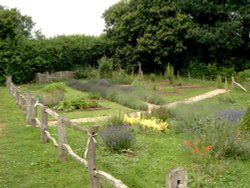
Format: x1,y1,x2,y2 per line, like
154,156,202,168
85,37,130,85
123,114,168,132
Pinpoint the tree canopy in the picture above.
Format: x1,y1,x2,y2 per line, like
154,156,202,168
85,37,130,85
103,0,192,72
103,0,250,73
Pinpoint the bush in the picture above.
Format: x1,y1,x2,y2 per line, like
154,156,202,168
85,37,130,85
237,69,250,82
73,64,98,79
218,93,237,104
42,83,66,92
148,107,169,121
187,118,250,160
98,56,113,79
54,97,100,112
100,125,134,152
240,106,250,132
40,83,66,107
111,69,133,84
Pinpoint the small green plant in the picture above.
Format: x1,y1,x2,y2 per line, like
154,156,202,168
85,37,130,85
88,92,101,100
165,63,174,85
54,97,100,112
218,93,236,104
148,107,169,121
240,104,250,132
98,56,113,79
216,75,223,88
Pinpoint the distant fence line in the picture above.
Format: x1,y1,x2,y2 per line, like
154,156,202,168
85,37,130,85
5,76,188,188
34,71,75,83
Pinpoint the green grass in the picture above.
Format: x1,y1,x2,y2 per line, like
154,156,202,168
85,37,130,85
1,80,250,187
20,82,135,120
0,87,89,188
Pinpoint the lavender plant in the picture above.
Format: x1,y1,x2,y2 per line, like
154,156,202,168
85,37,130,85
100,125,134,152
217,109,246,124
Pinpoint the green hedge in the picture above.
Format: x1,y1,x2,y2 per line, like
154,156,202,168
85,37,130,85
1,35,108,84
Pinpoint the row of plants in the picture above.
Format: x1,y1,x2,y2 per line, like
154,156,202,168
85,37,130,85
66,79,166,110
39,82,101,111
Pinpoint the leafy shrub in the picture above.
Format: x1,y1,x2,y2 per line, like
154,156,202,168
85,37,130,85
40,91,64,107
54,97,100,112
40,83,66,107
187,118,250,160
100,125,134,152
88,92,101,100
111,69,133,84
42,83,66,93
73,64,98,79
218,93,236,104
237,69,250,82
165,63,174,85
98,56,113,79
148,107,169,121
216,75,223,89
240,106,250,132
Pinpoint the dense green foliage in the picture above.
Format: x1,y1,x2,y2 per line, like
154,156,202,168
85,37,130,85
0,6,107,84
103,0,250,73
1,1,250,84
178,0,250,71
103,0,191,72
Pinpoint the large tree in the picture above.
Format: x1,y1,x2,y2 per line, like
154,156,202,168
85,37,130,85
103,0,192,72
177,0,250,71
0,6,34,83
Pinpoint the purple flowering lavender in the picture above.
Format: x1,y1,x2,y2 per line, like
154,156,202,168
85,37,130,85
100,125,134,152
217,109,246,124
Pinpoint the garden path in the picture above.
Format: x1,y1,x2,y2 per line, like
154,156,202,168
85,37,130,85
48,89,228,126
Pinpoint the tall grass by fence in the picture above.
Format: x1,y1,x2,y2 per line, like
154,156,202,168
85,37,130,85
5,76,187,188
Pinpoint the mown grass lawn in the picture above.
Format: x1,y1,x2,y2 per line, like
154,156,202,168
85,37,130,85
2,79,250,187
0,87,89,188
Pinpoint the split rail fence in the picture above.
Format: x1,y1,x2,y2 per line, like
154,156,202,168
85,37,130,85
5,76,187,188
6,76,128,188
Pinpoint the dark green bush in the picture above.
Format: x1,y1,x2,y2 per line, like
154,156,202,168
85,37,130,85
98,57,113,79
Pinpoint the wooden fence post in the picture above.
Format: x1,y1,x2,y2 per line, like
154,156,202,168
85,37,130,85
30,97,37,127
87,126,102,188
58,116,67,162
25,93,32,124
166,167,187,188
41,106,49,143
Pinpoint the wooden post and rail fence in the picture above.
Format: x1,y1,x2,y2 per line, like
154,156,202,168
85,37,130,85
5,76,187,188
